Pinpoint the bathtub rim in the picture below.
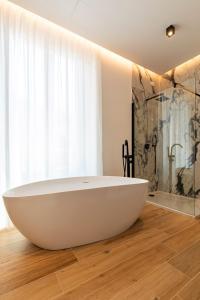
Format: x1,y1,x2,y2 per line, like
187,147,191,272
3,176,149,199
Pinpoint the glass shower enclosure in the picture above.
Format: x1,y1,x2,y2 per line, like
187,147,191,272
147,76,200,217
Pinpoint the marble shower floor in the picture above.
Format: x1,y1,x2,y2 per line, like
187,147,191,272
147,191,200,217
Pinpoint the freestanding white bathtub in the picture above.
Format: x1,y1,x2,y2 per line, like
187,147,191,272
3,176,148,250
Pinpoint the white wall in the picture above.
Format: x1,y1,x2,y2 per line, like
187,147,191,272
100,53,133,176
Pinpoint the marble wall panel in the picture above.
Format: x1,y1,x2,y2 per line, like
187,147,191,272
133,55,200,197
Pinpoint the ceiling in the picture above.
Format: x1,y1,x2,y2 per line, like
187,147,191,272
9,0,200,74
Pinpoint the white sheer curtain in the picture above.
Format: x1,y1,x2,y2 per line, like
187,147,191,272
0,1,102,229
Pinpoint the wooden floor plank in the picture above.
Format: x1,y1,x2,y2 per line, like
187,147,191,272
72,240,108,261
0,274,62,300
55,244,175,300
110,263,189,300
0,240,77,295
141,203,171,221
169,240,200,278
179,272,200,300
0,239,42,264
141,211,196,235
163,223,200,253
171,295,183,300
56,228,170,295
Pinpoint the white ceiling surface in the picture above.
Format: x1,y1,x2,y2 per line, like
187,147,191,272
9,0,200,74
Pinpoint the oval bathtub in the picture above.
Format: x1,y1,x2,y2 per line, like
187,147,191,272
3,176,148,250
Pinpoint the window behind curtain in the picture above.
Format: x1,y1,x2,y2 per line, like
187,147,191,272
0,1,102,229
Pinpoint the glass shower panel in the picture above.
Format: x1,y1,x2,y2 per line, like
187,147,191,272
194,71,200,216
156,77,196,216
146,97,159,191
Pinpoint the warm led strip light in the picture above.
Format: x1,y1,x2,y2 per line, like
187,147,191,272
1,0,134,68
2,0,200,75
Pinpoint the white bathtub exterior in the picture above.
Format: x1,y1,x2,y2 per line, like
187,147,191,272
3,176,148,250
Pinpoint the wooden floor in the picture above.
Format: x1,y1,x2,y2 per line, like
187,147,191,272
1,203,200,300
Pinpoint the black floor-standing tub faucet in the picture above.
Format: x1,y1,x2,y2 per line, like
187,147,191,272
122,102,135,178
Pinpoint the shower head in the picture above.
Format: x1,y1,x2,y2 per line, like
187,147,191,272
156,94,170,102
146,93,170,102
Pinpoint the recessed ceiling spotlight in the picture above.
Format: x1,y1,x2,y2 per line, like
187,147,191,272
166,25,175,38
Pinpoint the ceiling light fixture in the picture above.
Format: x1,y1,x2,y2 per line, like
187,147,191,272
166,25,175,38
